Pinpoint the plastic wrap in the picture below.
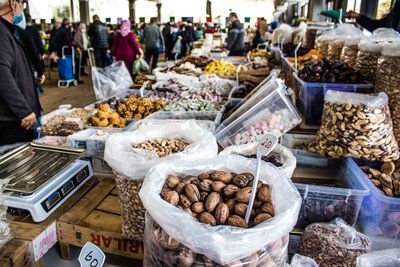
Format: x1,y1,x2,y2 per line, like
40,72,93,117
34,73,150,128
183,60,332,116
92,61,133,100
356,40,383,84
311,90,400,162
139,155,302,265
372,28,400,40
289,254,318,267
272,24,293,45
297,218,372,267
315,34,334,57
340,36,364,70
356,249,400,267
0,181,14,249
219,143,296,179
375,41,400,143
104,120,218,178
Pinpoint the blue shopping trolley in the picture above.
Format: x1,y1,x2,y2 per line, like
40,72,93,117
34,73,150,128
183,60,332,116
57,46,78,88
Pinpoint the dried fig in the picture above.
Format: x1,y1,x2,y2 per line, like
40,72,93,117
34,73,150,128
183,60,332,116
257,184,271,202
164,191,179,206
236,187,252,203
166,175,180,189
254,213,272,225
185,184,201,202
227,215,248,228
211,181,227,193
199,179,213,192
198,212,217,226
205,192,222,212
215,203,229,225
223,184,240,197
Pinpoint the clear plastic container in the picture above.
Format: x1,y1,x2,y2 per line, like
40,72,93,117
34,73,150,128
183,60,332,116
84,89,151,109
216,87,301,148
128,119,216,133
353,159,400,250
217,77,282,133
281,56,296,89
269,45,282,62
294,73,373,127
292,155,369,230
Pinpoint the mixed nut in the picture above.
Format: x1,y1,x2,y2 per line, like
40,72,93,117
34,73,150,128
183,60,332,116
310,94,400,162
360,162,400,198
297,219,371,267
327,39,345,60
132,138,190,158
356,49,380,84
160,171,275,228
340,44,359,70
145,215,289,267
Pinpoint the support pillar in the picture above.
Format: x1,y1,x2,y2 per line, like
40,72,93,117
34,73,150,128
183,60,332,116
70,0,75,21
79,0,90,25
25,0,30,15
156,3,162,22
129,0,136,23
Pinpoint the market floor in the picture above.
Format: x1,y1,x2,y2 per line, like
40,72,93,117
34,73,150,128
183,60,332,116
39,68,96,115
44,244,142,266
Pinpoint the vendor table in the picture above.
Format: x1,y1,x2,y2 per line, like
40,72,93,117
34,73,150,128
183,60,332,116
0,240,30,267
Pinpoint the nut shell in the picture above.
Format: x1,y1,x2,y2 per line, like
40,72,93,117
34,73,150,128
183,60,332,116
215,203,229,224
164,191,179,206
198,212,217,226
205,192,222,212
236,187,252,203
185,184,201,202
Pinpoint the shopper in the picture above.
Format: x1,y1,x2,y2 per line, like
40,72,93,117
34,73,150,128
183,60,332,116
113,20,141,77
346,2,400,32
107,24,115,52
185,23,198,45
226,12,245,56
252,30,265,50
88,14,109,68
52,18,73,58
0,0,41,145
164,24,175,60
141,17,164,70
49,21,60,69
25,14,44,56
73,23,89,83
174,24,189,59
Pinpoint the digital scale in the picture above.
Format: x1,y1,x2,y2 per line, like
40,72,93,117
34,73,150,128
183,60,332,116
0,143,93,222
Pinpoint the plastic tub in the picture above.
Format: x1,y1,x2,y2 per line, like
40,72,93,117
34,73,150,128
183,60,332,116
218,76,282,133
354,159,400,250
281,56,295,89
292,155,369,230
294,74,373,127
216,87,301,148
84,89,151,109
269,45,282,62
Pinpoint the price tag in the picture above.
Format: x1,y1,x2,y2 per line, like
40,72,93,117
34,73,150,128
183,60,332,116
245,134,278,223
79,242,106,267
140,81,149,97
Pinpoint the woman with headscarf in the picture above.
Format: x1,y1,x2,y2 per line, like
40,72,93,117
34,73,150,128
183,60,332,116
113,20,141,76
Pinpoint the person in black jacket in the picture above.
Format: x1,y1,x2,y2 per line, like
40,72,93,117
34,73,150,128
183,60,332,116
0,0,42,145
25,14,44,55
226,12,245,56
346,1,400,32
52,18,73,57
88,14,109,68
107,24,115,52
174,24,189,59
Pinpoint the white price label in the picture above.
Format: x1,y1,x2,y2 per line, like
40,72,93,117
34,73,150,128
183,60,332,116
256,134,278,157
79,242,106,267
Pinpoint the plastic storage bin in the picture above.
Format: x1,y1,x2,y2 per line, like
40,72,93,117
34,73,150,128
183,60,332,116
281,56,295,89
216,87,301,148
353,159,400,250
217,76,282,133
292,155,369,230
294,73,373,127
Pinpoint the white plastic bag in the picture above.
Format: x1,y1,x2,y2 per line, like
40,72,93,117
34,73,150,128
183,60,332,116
92,61,133,100
372,28,400,41
356,248,400,267
272,24,293,45
172,39,182,55
219,143,297,179
104,120,218,178
139,155,302,265
289,254,318,267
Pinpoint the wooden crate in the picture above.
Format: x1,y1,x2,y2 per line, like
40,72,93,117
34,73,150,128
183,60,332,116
57,179,144,261
0,240,30,267
10,177,98,267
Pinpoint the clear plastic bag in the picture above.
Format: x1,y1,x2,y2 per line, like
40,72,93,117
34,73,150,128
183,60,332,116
272,24,293,45
219,143,297,179
372,28,400,40
327,38,345,60
104,120,218,179
139,155,302,265
340,36,365,70
356,248,400,267
289,254,318,267
356,40,383,84
375,41,400,143
311,90,400,162
133,58,150,74
144,213,290,267
315,34,334,58
297,218,372,267
92,61,133,100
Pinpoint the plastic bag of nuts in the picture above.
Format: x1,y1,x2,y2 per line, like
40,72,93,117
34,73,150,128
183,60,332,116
315,34,333,57
114,172,145,240
219,143,297,180
139,155,301,265
327,38,345,60
297,218,372,267
311,90,400,162
374,42,400,143
356,40,383,84
340,36,364,70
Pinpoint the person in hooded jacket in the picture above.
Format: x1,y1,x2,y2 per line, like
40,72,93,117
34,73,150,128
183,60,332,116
113,20,141,77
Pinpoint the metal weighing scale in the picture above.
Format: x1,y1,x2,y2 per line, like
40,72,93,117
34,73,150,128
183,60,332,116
0,143,93,222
